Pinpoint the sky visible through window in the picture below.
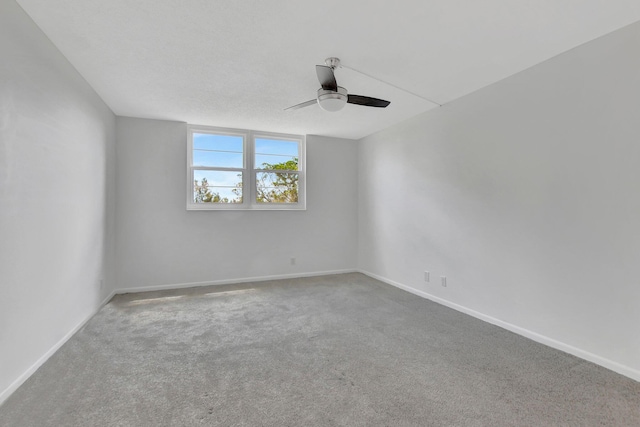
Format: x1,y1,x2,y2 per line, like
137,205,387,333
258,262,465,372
255,138,299,170
193,133,243,168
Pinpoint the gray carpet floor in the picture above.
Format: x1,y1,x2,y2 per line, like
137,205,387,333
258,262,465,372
1,273,639,426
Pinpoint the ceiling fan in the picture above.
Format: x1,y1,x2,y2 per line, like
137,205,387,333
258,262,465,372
285,57,390,112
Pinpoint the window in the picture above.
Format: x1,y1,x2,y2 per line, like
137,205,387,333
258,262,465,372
187,126,305,210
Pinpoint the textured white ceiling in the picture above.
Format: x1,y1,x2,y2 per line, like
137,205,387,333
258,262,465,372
15,0,640,139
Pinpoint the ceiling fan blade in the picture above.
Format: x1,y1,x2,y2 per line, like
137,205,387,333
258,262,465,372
316,65,338,91
347,94,390,108
284,99,317,110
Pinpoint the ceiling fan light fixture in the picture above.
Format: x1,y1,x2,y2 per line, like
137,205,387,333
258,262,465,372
317,87,347,112
285,60,390,112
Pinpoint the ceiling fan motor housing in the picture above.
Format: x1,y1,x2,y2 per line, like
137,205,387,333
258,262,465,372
317,87,348,112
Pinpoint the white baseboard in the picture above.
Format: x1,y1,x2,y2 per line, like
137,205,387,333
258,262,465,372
5,267,635,407
359,269,640,383
116,269,357,294
0,290,117,406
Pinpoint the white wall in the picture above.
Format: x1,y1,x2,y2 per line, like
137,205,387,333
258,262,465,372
358,22,640,380
0,1,117,401
115,117,357,290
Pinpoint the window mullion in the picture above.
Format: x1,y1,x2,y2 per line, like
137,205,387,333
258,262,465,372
246,132,254,207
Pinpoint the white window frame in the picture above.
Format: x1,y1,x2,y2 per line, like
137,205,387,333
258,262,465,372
187,125,306,210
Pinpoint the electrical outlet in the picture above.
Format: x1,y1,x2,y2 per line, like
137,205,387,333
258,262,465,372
441,276,447,287
424,271,430,282
290,257,296,265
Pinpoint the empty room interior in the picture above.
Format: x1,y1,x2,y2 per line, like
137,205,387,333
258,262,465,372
2,0,640,425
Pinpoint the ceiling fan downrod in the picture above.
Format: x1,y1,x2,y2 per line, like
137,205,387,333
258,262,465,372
324,57,341,70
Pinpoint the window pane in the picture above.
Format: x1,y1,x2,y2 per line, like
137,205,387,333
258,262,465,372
194,133,243,151
255,138,299,171
193,150,243,168
256,172,298,204
255,154,298,170
194,170,243,203
193,133,243,168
